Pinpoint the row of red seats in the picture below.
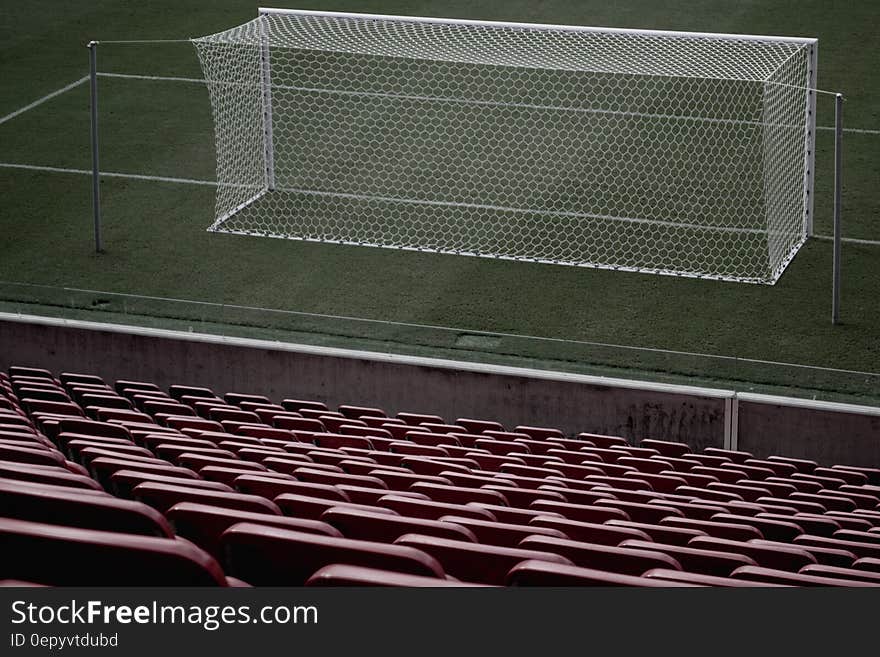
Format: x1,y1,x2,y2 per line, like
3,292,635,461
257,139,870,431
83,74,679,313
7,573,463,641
1,365,878,587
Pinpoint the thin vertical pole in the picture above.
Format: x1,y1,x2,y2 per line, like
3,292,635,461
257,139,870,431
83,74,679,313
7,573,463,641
258,14,275,191
832,93,843,325
88,41,103,253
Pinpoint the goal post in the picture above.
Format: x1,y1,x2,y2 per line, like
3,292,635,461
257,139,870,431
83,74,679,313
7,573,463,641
192,8,818,284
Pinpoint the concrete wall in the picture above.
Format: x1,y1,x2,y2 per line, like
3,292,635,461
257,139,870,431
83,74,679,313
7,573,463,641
0,315,730,451
736,394,880,468
2,314,878,465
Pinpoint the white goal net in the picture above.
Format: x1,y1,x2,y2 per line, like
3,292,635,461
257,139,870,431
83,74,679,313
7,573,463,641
192,9,818,284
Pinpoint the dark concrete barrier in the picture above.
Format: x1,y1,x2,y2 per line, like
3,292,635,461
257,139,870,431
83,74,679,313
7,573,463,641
736,394,880,467
4,314,878,465
0,314,730,451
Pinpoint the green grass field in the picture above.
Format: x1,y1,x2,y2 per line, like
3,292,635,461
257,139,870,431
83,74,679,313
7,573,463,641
0,1,878,403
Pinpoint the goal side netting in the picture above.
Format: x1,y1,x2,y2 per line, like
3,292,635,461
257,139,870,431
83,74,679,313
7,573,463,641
192,10,817,284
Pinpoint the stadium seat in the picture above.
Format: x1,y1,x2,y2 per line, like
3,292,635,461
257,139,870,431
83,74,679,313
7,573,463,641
0,461,103,490
306,564,487,587
518,535,682,575
223,524,446,584
322,508,478,543
529,516,650,545
133,481,281,515
0,517,227,586
641,569,784,586
605,520,707,546
166,502,341,559
505,560,688,587
730,565,878,587
688,536,817,571
394,534,573,585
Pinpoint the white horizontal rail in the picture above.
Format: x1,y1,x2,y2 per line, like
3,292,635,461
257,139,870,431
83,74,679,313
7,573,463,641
736,392,880,417
258,8,817,45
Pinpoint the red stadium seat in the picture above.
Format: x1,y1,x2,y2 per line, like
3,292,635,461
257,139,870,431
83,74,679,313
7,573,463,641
730,565,877,587
133,481,281,515
688,536,817,571
322,508,478,543
167,502,341,559
223,524,445,585
620,540,758,577
394,534,572,585
519,535,683,575
506,560,686,587
0,517,227,586
306,564,487,587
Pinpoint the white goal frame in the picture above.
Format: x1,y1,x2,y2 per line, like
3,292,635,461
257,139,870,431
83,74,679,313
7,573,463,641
196,8,820,284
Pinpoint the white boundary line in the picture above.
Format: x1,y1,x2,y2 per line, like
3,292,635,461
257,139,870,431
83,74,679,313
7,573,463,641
0,162,219,187
2,161,879,246
98,72,206,84
0,76,88,126
813,234,880,246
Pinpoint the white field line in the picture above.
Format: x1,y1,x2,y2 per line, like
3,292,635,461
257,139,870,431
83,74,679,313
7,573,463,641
98,72,880,135
816,125,880,135
0,162,219,186
813,234,880,246
0,76,89,126
2,160,879,246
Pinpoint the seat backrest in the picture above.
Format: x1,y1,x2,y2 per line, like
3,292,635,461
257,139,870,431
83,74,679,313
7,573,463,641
730,565,877,587
133,481,281,515
620,539,758,577
409,482,509,507
688,536,817,572
322,508,478,544
641,568,784,587
794,534,880,560
0,461,103,490
506,560,688,587
109,469,233,498
529,515,650,546
0,517,226,586
0,443,66,467
167,502,341,560
519,535,682,576
529,499,628,524
0,478,172,537
441,515,568,548
605,520,707,546
394,534,573,585
595,499,683,524
798,564,880,584
88,456,198,488
377,495,497,522
222,523,446,585
235,474,349,502
660,516,764,542
274,493,398,521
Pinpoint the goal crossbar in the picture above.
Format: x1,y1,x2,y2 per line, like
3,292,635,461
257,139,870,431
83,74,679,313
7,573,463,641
258,7,816,46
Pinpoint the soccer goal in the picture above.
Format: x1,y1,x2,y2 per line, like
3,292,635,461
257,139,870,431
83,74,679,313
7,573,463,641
191,8,819,284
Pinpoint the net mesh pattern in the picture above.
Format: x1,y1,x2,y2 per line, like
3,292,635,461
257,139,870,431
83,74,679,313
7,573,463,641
193,12,816,283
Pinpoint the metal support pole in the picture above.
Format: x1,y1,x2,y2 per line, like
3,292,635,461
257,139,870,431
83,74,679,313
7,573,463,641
88,41,103,253
258,14,275,191
832,93,843,325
